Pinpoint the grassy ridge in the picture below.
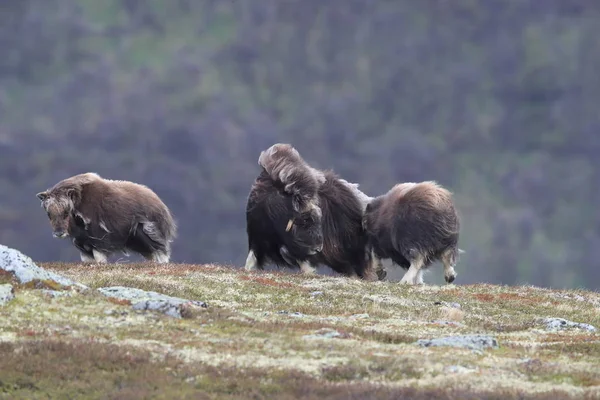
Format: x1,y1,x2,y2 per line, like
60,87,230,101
0,262,599,399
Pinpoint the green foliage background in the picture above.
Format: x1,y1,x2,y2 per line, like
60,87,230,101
0,0,598,289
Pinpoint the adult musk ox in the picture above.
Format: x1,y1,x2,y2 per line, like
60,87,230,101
36,172,177,263
245,143,375,279
362,181,461,285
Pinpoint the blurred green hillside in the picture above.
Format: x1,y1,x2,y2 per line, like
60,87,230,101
0,0,599,289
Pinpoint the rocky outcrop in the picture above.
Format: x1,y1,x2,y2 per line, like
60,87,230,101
0,244,87,289
541,317,596,332
0,244,208,318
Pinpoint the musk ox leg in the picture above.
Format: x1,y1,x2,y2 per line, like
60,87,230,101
244,250,259,271
298,261,317,275
363,250,383,282
149,251,170,264
415,269,425,285
127,222,170,263
442,248,458,284
399,255,424,285
92,249,108,263
279,246,316,275
373,251,387,281
80,251,95,262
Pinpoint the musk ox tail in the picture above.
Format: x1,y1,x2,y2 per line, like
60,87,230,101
258,143,325,212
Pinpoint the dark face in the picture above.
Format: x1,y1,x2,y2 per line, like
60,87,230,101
285,204,324,256
37,192,72,238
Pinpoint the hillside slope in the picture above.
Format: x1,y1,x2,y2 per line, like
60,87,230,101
1,260,599,399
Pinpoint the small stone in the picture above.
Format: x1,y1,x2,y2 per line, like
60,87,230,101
277,310,304,317
434,301,461,309
416,335,499,351
445,365,477,374
0,284,14,306
350,313,369,319
541,317,596,332
310,291,323,296
303,328,343,339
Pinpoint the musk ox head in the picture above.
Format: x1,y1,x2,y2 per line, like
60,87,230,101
36,187,81,239
284,200,324,256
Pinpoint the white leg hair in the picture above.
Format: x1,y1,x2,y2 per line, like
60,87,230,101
415,269,425,285
92,249,108,263
80,252,95,262
299,261,317,275
151,251,170,264
442,249,457,284
399,255,424,285
245,250,258,271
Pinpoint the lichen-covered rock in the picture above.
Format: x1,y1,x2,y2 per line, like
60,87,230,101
97,286,208,318
0,284,14,306
416,335,499,351
541,317,596,332
0,244,87,289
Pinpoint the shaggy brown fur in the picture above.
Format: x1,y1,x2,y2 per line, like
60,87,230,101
247,145,372,279
36,172,176,263
362,181,460,285
258,143,325,214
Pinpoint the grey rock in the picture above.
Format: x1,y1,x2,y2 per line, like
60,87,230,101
0,284,14,306
541,317,596,332
98,286,208,318
310,291,323,297
0,244,87,289
303,328,343,339
416,335,499,351
277,310,304,317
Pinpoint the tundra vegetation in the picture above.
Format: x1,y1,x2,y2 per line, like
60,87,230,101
1,259,599,399
3,1,600,290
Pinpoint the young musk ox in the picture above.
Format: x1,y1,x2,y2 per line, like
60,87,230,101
361,181,461,285
245,143,375,279
36,172,177,263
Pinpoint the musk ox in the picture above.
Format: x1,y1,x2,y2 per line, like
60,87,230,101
245,143,374,279
36,172,177,263
362,181,461,285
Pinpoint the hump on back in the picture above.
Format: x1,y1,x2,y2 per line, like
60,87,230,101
245,143,374,279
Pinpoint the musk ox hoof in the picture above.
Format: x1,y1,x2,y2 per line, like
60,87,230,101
376,269,387,281
445,273,456,284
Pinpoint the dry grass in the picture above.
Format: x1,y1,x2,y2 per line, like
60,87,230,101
0,261,598,398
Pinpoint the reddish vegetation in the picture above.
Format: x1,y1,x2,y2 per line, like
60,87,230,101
0,339,593,400
107,297,132,306
473,293,495,302
238,275,295,288
467,291,556,305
